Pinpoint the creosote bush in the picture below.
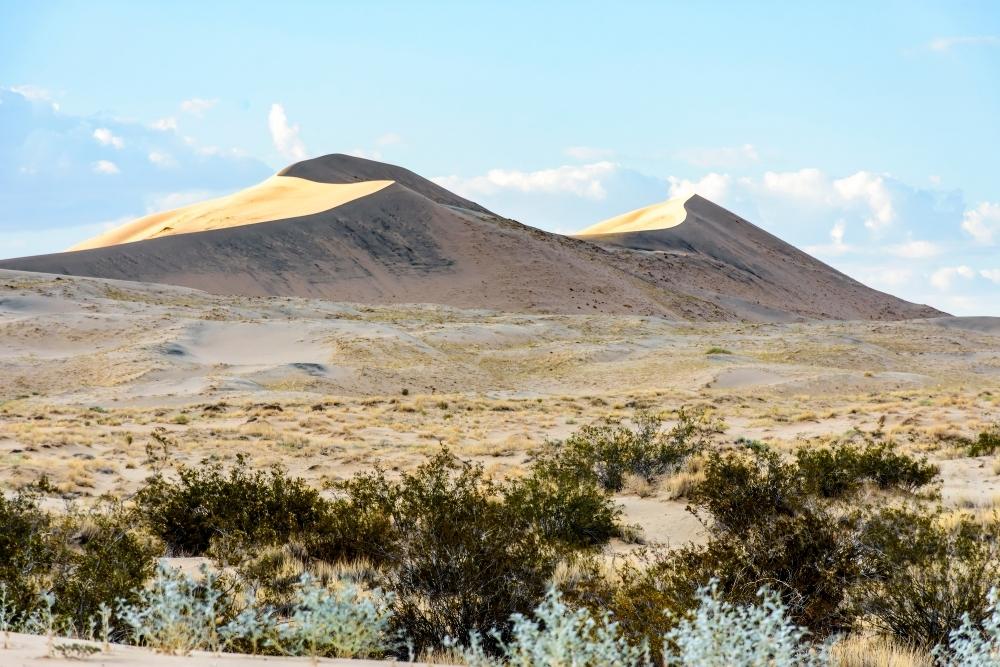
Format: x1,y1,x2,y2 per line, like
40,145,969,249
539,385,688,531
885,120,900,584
540,408,723,493
135,454,327,555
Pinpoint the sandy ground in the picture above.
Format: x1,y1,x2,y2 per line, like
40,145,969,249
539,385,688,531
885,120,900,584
0,269,997,547
0,633,452,667
70,176,393,250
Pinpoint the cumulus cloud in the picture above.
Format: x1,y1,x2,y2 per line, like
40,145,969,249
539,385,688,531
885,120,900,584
92,127,124,149
180,97,218,115
667,173,731,202
962,202,1000,244
92,160,120,175
833,171,895,232
928,35,999,52
434,162,618,200
930,265,975,290
981,269,1000,284
564,146,615,161
677,143,759,168
268,103,307,161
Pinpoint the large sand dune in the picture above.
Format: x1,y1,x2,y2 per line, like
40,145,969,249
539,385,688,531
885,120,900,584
0,154,941,322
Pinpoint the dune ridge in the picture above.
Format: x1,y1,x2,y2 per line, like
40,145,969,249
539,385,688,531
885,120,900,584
69,175,394,250
577,195,692,235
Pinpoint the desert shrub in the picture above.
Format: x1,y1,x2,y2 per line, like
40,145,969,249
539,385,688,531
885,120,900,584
371,450,563,655
453,588,649,667
0,491,53,618
504,453,621,549
50,503,160,632
542,408,721,492
662,580,821,667
0,493,157,633
135,454,327,555
965,424,1000,457
796,439,938,498
303,468,397,565
857,511,1000,649
690,448,805,533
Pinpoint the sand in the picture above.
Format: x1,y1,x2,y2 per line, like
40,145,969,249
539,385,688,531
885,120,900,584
0,633,451,667
577,195,691,235
0,155,941,323
69,176,393,250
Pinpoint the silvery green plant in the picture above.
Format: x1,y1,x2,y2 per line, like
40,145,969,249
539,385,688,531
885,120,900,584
117,562,220,655
270,573,395,663
451,587,650,667
662,580,821,667
218,588,277,655
934,587,1000,666
0,584,13,649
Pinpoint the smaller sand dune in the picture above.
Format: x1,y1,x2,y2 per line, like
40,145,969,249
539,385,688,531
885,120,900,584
69,176,394,250
577,195,692,235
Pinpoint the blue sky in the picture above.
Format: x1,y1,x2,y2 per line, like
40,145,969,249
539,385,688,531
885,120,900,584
2,1,998,315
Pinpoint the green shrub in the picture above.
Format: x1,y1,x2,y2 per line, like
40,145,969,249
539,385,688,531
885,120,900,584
0,493,158,633
856,510,1000,649
135,454,327,555
372,450,563,655
796,438,938,498
965,424,1000,457
542,409,721,492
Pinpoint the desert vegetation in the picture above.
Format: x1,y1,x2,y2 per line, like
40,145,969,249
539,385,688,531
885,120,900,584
3,410,1000,665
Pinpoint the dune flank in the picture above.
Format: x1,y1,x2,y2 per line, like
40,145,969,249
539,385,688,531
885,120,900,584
69,175,394,250
577,195,691,235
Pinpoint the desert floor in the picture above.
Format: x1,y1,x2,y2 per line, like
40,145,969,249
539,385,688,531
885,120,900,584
1,268,998,548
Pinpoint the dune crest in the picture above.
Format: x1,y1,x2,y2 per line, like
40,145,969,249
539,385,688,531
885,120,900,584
577,195,692,236
69,175,394,250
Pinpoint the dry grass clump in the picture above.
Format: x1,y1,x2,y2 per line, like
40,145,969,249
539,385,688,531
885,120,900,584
827,634,932,666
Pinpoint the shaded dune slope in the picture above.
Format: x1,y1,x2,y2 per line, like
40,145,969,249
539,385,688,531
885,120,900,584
576,195,942,321
0,156,942,321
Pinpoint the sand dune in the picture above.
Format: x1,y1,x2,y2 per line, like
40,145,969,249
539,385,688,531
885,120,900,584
0,154,942,322
70,176,393,250
577,196,690,235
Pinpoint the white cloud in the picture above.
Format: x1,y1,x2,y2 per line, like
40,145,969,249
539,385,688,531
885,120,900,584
8,84,52,101
830,221,846,247
92,160,120,175
930,265,975,290
376,132,402,146
180,98,218,115
762,168,828,200
268,103,307,161
434,162,619,200
147,151,176,167
961,201,1000,244
677,143,759,168
928,35,999,52
92,127,124,149
981,269,1000,284
889,239,942,259
564,146,615,161
150,116,177,131
832,171,895,232
667,172,731,202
